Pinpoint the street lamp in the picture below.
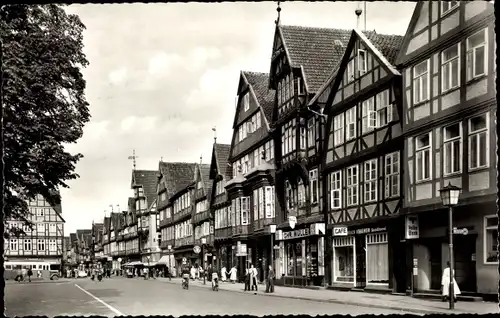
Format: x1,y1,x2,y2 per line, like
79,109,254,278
167,245,172,281
439,182,461,310
270,225,276,273
201,237,207,285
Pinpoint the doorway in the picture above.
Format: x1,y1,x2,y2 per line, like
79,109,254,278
393,240,407,293
428,242,442,290
453,235,477,293
355,235,366,288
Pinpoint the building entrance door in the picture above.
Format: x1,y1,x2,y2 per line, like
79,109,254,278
453,234,477,292
355,235,366,288
428,241,442,290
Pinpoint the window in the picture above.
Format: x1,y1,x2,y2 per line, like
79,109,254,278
24,239,32,251
258,188,265,220
309,169,319,204
333,236,355,282
366,232,389,284
10,239,18,251
362,97,376,133
347,59,355,82
36,208,44,217
330,171,342,209
253,189,258,223
297,77,304,95
413,59,429,104
243,93,250,111
300,126,306,150
297,180,306,209
364,159,377,203
467,29,487,81
49,239,57,252
443,123,462,175
265,186,274,218
358,49,367,74
37,223,45,233
346,107,357,140
256,112,261,129
468,113,489,170
49,223,56,234
376,90,394,127
415,133,432,181
484,215,498,263
385,152,400,198
38,239,45,251
334,113,345,146
241,197,250,225
441,43,460,92
285,180,294,211
441,1,459,15
278,82,282,105
346,165,358,206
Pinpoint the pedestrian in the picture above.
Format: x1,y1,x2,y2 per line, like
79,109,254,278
250,264,258,291
207,264,213,282
220,264,227,282
265,265,275,293
228,265,237,284
190,265,196,280
441,261,460,302
15,268,23,283
244,265,251,291
27,268,33,283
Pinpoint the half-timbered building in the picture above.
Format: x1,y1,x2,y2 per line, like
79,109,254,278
192,163,214,267
157,161,197,275
225,71,276,281
321,28,404,292
268,23,352,287
209,143,234,273
395,0,496,296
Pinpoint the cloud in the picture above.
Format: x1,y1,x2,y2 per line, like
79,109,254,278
148,52,182,76
108,67,128,84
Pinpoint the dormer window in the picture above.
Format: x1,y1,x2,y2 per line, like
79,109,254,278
358,49,367,75
297,77,304,95
243,93,250,112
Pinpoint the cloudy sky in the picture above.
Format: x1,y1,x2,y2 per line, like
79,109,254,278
62,1,416,233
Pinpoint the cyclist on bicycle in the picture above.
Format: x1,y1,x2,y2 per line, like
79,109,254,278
181,258,190,288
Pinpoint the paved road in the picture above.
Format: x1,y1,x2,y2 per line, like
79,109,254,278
5,277,409,317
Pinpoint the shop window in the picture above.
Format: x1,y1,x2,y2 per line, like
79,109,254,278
286,241,303,277
366,233,389,284
306,240,318,278
484,215,498,263
333,237,354,282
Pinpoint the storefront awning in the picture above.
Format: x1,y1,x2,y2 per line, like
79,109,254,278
157,255,169,265
145,262,157,267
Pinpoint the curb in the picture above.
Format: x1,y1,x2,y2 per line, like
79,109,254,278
6,279,72,285
158,279,453,315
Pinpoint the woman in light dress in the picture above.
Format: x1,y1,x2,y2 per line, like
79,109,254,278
228,265,237,283
220,265,227,282
190,265,196,280
441,261,461,302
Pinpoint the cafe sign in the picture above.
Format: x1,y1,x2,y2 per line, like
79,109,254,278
333,227,348,236
348,227,387,235
282,228,311,240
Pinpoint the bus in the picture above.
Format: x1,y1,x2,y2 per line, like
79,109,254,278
4,261,61,281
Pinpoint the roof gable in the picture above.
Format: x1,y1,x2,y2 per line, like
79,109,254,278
131,170,159,209
210,143,232,180
158,162,197,199
395,2,426,65
276,25,352,93
242,71,275,128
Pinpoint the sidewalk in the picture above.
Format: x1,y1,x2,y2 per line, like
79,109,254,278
157,277,498,315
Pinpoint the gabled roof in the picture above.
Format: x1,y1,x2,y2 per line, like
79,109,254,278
131,170,159,209
158,162,197,199
242,71,275,125
198,163,212,202
210,143,232,180
309,29,403,107
275,25,352,93
103,216,110,234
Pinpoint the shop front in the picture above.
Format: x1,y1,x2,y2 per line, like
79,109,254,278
174,247,197,277
331,223,392,291
275,223,325,287
249,234,272,283
405,200,498,296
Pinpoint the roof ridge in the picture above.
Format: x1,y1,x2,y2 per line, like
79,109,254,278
281,24,352,33
242,71,269,76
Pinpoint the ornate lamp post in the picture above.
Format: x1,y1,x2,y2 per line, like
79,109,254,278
439,182,461,310
269,224,276,272
167,244,173,281
201,237,207,285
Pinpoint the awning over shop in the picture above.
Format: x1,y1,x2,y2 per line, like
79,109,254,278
157,256,169,265
145,262,157,267
123,261,143,267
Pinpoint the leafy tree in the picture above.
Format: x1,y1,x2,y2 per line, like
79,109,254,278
1,4,90,238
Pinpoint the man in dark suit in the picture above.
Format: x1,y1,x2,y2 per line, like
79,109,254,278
265,265,275,293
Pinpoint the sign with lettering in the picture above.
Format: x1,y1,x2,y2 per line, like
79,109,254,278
453,227,468,235
236,243,247,256
282,228,311,240
333,227,348,236
405,215,419,239
348,227,387,236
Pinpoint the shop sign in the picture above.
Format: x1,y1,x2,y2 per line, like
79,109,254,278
405,215,419,239
236,243,247,256
282,228,311,240
453,227,469,235
333,227,348,236
348,226,387,235
108,257,113,261
193,245,201,254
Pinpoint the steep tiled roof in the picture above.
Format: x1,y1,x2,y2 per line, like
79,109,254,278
214,143,232,179
198,163,212,202
242,71,275,124
110,212,122,235
103,216,110,233
363,31,404,65
132,170,159,209
279,25,351,92
159,162,197,199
